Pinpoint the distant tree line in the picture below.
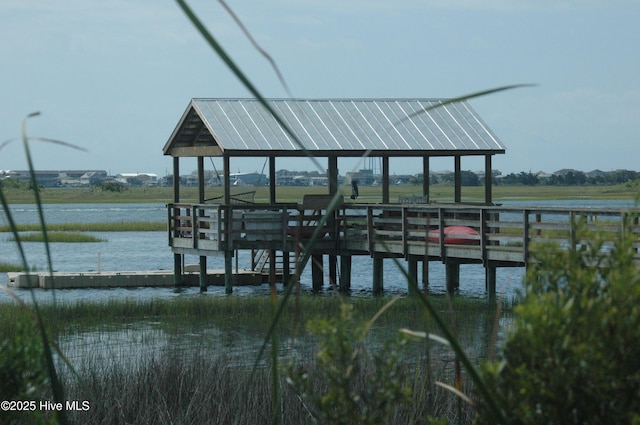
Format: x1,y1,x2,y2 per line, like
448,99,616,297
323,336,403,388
496,169,640,186
409,169,639,186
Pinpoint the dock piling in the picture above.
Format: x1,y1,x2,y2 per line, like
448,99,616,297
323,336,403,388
312,254,324,291
373,256,384,295
199,256,207,292
486,264,497,297
407,257,418,295
445,262,460,293
339,255,352,292
224,251,233,294
422,260,429,292
173,253,182,287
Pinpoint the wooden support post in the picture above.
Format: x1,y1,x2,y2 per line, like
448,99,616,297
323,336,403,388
422,260,429,293
224,250,233,294
173,254,182,287
382,157,390,204
172,156,181,288
329,255,337,289
223,155,231,204
327,157,339,291
339,255,352,292
407,257,418,296
269,156,276,204
172,156,180,201
454,155,461,203
197,156,205,203
445,262,460,293
486,264,497,298
328,156,338,196
484,154,492,205
312,254,324,291
269,249,276,288
423,156,430,201
197,157,206,293
199,256,207,292
282,251,290,287
373,256,384,295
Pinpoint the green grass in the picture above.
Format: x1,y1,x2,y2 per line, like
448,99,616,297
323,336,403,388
0,262,32,273
0,221,165,232
1,183,636,205
8,231,106,243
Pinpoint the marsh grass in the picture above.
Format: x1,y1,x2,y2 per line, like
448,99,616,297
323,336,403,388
0,296,512,341
0,292,510,423
0,262,34,272
8,231,106,243
0,221,164,232
37,295,499,424
57,346,474,425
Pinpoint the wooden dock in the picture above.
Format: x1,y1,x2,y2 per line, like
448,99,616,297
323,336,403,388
7,269,274,289
167,201,640,295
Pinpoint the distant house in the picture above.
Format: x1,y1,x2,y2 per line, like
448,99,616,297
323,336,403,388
60,171,106,186
228,172,267,186
2,170,107,187
115,173,158,186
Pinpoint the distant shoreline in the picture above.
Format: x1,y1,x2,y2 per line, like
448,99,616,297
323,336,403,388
1,183,638,204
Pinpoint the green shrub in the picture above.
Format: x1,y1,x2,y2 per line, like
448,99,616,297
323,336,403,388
0,316,50,424
475,215,640,424
284,303,417,425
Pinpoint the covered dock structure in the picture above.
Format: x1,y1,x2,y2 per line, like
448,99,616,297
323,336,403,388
162,97,507,295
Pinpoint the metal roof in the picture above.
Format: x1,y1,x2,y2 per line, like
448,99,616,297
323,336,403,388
163,98,506,157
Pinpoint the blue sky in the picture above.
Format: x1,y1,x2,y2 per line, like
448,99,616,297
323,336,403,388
1,0,638,178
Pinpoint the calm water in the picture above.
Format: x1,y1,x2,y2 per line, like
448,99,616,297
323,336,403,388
1,200,635,304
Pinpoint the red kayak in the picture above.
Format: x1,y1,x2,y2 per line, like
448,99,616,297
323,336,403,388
427,225,479,245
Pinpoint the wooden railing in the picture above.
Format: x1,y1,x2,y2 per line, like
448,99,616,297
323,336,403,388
167,203,640,265
167,204,298,253
338,204,640,265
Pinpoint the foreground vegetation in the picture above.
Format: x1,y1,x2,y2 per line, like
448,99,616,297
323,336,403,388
1,295,503,424
473,215,640,424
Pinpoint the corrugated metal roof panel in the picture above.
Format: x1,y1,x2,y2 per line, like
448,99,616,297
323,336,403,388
164,98,506,156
